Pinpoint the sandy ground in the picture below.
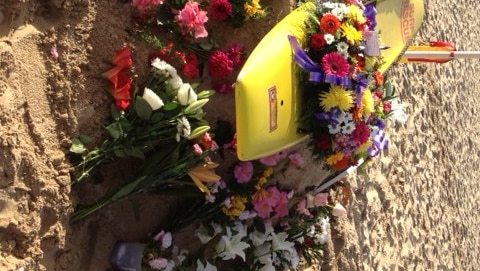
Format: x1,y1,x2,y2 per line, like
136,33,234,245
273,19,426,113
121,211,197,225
0,0,479,270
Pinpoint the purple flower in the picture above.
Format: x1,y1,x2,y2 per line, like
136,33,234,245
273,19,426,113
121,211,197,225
234,161,253,183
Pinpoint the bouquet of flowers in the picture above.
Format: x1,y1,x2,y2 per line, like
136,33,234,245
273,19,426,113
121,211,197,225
291,0,404,171
70,46,220,222
125,150,348,271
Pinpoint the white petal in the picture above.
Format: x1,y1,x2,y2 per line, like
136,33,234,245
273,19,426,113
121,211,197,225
142,88,164,110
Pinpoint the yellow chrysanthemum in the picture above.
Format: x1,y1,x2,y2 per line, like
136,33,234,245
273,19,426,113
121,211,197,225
341,23,363,45
221,195,247,220
346,5,366,23
326,152,344,166
319,84,354,112
355,140,372,155
361,89,375,116
244,0,265,18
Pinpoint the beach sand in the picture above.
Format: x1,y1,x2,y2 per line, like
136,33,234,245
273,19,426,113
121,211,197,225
0,0,479,270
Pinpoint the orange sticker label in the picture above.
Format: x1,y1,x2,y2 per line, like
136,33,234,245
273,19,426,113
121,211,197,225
268,86,277,132
401,0,415,44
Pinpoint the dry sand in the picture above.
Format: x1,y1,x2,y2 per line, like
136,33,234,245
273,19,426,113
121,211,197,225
0,0,479,270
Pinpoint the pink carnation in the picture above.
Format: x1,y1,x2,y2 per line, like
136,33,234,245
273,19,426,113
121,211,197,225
208,50,233,80
288,152,304,167
209,0,233,21
132,0,164,11
259,153,281,166
176,1,208,39
234,161,254,183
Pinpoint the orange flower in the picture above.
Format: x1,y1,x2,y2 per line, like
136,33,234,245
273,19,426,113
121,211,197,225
374,71,384,86
320,14,341,34
187,162,221,195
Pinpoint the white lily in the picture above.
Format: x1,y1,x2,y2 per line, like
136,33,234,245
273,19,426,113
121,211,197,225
390,97,407,124
142,88,164,110
271,232,294,253
215,225,250,261
177,83,198,106
196,259,217,271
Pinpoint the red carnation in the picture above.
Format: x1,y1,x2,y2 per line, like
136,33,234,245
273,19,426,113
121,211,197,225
309,33,326,51
227,43,245,69
351,122,370,145
181,63,200,79
209,0,233,20
208,50,233,80
186,52,199,66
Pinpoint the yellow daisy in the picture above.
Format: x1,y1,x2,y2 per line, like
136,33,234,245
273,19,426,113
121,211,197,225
326,152,344,166
319,84,354,112
244,0,265,18
341,23,363,45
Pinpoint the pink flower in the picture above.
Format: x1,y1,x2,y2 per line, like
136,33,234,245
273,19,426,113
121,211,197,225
148,257,168,270
176,2,208,39
132,0,164,11
209,0,232,21
308,192,328,207
321,52,350,77
259,153,281,166
234,161,253,183
208,50,233,80
192,144,203,155
288,152,304,167
252,186,289,219
351,122,370,145
296,199,312,217
331,202,347,217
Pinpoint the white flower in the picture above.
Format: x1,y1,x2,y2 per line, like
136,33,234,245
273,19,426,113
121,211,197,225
177,83,198,106
196,260,217,271
142,88,164,110
390,97,407,124
168,75,183,90
249,223,273,247
324,34,335,45
258,261,275,271
238,210,257,220
151,58,177,77
288,248,300,269
271,232,294,254
328,123,341,134
331,202,347,217
253,243,272,265
176,116,191,141
215,225,250,261
316,232,329,245
336,41,349,54
331,6,346,20
341,122,355,134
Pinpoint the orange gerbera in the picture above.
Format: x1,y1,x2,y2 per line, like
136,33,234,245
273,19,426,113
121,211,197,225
320,14,341,34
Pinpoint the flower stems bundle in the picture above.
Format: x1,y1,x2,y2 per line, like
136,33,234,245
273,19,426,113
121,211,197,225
70,47,219,221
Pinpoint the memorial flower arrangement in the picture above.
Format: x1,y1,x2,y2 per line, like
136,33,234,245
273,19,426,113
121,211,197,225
122,150,348,271
292,0,405,171
70,46,220,221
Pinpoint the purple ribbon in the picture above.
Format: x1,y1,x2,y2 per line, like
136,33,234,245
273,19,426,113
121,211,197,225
288,35,352,88
355,74,368,106
364,4,377,30
368,129,388,157
315,108,341,125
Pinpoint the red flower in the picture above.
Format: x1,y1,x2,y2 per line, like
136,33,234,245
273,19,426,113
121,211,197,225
212,81,234,94
373,71,384,86
320,14,341,34
309,33,326,51
111,46,132,68
209,0,232,21
208,50,233,80
227,43,245,69
181,63,199,79
101,66,124,87
383,101,392,114
186,52,199,66
332,155,351,171
351,122,370,145
315,133,332,149
321,52,350,77
110,77,133,110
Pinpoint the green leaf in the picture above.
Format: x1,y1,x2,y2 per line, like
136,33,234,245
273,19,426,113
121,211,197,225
163,102,178,111
70,138,87,154
385,80,394,97
197,90,215,99
135,97,153,120
106,122,123,139
189,125,210,139
184,99,209,115
113,148,126,158
190,82,199,90
150,111,166,123
77,134,93,145
124,148,145,160
111,104,121,120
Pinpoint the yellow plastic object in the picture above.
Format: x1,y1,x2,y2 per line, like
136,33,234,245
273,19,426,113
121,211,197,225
235,0,425,161
235,3,315,161
376,0,425,72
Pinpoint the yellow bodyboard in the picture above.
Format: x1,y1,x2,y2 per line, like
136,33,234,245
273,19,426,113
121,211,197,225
235,0,425,161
